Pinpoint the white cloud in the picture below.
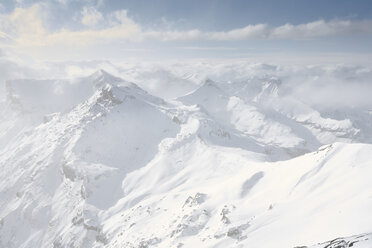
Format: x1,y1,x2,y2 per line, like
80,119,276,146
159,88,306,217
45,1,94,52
55,0,105,6
144,29,201,41
141,20,372,41
81,6,103,27
46,9,142,46
181,46,237,51
205,24,270,40
56,0,69,4
0,3,372,58
271,19,372,39
0,4,47,46
0,31,9,39
0,4,142,47
202,20,372,40
14,0,24,4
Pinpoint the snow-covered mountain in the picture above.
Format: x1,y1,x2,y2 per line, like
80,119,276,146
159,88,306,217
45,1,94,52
0,69,371,248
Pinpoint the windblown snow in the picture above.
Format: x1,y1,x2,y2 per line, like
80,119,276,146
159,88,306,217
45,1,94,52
0,62,371,248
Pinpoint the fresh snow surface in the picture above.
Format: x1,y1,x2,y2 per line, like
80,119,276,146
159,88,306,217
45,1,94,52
0,67,371,248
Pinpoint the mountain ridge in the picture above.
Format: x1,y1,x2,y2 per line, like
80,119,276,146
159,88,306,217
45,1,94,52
0,69,371,248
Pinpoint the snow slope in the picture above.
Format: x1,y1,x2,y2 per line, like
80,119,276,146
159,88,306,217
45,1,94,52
0,69,371,248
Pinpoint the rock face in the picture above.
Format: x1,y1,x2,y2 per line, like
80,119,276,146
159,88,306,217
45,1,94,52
0,70,371,248
296,233,372,248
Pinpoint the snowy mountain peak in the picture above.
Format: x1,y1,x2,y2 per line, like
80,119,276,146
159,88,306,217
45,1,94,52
88,69,125,88
93,69,111,77
177,78,226,106
254,78,281,102
3,70,145,117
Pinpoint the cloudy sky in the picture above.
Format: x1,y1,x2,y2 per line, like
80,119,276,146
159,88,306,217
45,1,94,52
0,0,371,60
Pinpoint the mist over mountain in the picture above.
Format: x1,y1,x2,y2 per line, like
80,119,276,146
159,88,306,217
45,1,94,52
0,56,371,248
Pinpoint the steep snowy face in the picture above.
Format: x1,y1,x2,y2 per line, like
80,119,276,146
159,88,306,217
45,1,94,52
0,71,183,247
68,84,180,176
177,77,365,159
0,70,134,151
102,142,372,248
0,68,371,248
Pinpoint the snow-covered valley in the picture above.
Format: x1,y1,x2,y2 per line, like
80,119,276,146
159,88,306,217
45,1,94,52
0,63,371,248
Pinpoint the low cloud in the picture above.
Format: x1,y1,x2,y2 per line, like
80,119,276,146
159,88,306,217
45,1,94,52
1,51,372,109
284,65,372,109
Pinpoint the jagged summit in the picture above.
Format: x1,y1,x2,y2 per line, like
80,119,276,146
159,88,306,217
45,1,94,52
177,78,227,107
92,69,112,78
4,70,148,117
254,78,281,102
88,69,125,88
